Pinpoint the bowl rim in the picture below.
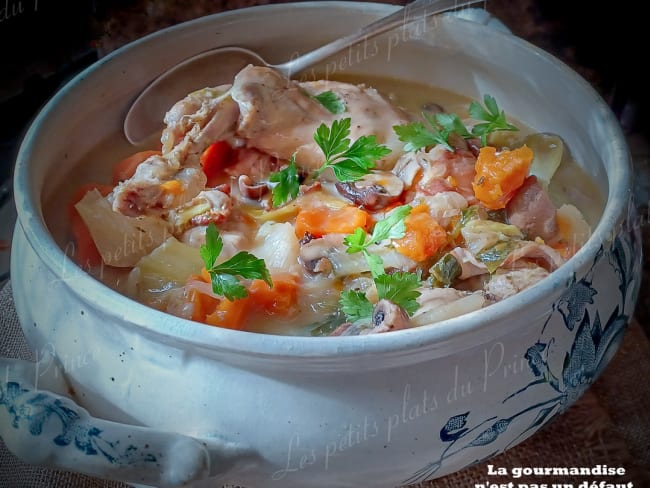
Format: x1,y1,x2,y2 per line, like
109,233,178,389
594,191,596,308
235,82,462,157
12,1,633,360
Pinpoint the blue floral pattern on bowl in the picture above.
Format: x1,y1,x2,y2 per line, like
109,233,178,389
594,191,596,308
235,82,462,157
0,379,159,466
404,226,641,485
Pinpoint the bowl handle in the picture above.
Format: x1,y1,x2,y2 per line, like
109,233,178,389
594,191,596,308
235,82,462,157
0,357,257,487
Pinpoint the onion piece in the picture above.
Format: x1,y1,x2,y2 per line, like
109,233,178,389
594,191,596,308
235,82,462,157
411,289,485,327
127,236,204,300
252,221,301,274
525,133,564,188
75,189,170,267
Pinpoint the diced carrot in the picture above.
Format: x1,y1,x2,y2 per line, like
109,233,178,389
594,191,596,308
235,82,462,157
248,274,299,316
160,179,183,194
294,205,370,239
67,183,114,268
192,271,299,330
205,296,250,330
472,145,533,210
188,287,219,323
200,268,212,283
394,204,447,262
70,211,103,268
112,150,161,185
200,141,235,186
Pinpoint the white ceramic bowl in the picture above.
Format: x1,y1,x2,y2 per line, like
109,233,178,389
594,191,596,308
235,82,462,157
2,3,641,488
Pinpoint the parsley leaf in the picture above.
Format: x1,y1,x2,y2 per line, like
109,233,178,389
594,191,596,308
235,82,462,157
435,112,471,139
370,204,412,243
469,94,519,146
269,154,299,207
374,272,421,316
339,206,421,322
343,204,411,277
312,90,346,114
338,271,422,323
200,223,272,301
343,227,369,254
393,112,468,152
200,222,223,268
339,290,374,323
365,253,385,280
393,119,448,152
314,118,391,182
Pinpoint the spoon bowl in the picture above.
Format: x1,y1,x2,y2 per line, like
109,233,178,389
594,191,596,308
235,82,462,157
123,0,482,145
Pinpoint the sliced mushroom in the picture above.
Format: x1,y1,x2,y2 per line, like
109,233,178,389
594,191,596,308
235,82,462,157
299,233,416,277
335,171,404,210
421,102,445,115
238,175,268,200
302,257,333,274
371,299,412,333
329,300,412,336
392,154,422,187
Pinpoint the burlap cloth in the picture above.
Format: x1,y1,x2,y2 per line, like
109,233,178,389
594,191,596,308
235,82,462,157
1,282,649,487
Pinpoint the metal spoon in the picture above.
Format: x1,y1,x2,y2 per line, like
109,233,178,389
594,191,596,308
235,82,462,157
123,0,482,145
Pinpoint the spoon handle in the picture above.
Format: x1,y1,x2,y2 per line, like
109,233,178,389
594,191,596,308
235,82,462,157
276,0,484,77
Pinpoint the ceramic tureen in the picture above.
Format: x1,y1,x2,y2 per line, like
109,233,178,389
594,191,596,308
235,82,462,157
1,3,641,488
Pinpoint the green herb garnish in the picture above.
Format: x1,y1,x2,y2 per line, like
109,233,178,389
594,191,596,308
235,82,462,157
312,90,346,114
393,112,469,152
469,94,519,146
269,154,299,207
344,204,411,277
339,206,421,322
200,223,272,301
314,117,392,182
393,94,518,152
339,290,376,323
374,271,421,316
268,118,391,207
339,272,422,323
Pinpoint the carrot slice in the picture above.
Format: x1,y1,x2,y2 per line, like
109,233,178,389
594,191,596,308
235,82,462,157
193,271,299,330
200,141,235,186
472,145,533,210
248,274,299,316
294,206,370,239
394,204,447,262
112,150,161,185
205,297,249,330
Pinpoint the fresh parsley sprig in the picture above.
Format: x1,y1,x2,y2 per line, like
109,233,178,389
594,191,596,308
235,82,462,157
393,112,469,152
339,290,375,323
393,94,518,152
312,90,346,114
469,94,519,146
200,223,272,301
314,118,392,182
344,204,412,277
374,272,421,315
268,117,391,206
268,154,299,207
339,272,421,322
339,205,421,322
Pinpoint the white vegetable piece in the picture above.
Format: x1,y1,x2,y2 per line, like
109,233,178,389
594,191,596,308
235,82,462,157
75,189,170,267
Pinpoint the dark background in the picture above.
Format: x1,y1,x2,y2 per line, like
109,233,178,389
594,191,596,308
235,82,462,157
1,0,648,326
